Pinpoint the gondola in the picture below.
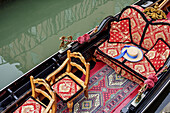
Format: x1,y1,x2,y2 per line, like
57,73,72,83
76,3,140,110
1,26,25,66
0,0,169,112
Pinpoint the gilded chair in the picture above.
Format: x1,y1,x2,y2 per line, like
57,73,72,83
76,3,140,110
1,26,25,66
46,50,90,112
13,76,57,113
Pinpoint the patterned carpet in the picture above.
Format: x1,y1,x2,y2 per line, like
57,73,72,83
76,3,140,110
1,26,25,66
56,65,138,113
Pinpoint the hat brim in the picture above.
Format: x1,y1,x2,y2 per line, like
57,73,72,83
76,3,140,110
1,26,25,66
122,46,143,62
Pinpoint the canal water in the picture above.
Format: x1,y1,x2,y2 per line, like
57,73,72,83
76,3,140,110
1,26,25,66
0,0,137,90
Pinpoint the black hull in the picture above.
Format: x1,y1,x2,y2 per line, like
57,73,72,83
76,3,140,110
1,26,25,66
0,0,169,112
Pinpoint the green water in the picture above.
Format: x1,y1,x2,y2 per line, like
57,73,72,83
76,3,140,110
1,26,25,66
0,0,137,90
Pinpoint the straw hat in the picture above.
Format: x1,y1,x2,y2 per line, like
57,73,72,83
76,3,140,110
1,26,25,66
121,46,143,62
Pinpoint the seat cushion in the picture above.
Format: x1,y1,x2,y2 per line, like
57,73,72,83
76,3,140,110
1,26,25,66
97,40,135,62
13,97,45,113
95,38,170,86
95,40,157,86
95,50,145,86
124,57,156,78
94,50,122,74
51,75,83,102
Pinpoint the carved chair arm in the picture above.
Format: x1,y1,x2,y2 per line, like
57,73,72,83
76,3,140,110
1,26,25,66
46,58,69,84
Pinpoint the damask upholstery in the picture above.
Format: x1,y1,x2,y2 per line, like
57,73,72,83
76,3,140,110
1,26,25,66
94,5,170,86
13,97,45,113
109,18,131,43
145,39,170,71
51,75,83,102
141,22,170,50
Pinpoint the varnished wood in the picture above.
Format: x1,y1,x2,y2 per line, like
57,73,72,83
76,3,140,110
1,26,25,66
46,58,70,84
67,50,72,73
30,76,57,113
46,50,90,112
67,101,73,113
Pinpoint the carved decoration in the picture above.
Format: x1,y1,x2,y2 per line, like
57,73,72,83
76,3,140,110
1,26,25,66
59,36,73,49
143,3,167,20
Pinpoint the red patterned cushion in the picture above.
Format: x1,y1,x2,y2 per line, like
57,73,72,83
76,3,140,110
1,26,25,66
121,69,144,86
94,51,121,74
109,19,131,43
119,5,151,45
145,39,170,71
125,57,156,78
51,75,83,102
97,40,134,62
95,50,145,86
13,97,45,113
141,20,170,50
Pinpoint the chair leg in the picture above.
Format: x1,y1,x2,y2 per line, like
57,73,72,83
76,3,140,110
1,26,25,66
84,88,88,99
67,101,73,113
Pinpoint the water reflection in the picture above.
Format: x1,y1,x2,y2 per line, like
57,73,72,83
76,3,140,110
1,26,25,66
0,56,23,88
0,0,137,89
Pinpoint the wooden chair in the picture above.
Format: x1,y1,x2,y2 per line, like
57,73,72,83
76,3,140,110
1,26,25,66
13,76,57,113
46,50,90,112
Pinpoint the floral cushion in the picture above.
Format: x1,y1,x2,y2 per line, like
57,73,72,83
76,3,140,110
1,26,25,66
94,5,170,86
51,75,83,102
13,97,45,113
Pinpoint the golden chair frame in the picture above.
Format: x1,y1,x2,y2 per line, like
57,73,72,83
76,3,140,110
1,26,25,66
30,76,57,113
46,50,90,112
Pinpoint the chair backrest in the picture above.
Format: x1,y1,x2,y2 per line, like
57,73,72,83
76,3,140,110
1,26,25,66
66,50,90,86
30,76,57,113
45,50,90,87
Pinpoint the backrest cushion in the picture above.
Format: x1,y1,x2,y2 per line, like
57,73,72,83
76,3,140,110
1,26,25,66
141,20,170,50
119,5,151,45
145,38,170,72
109,18,131,43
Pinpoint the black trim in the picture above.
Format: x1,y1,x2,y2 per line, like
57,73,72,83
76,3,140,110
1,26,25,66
149,21,170,26
122,59,127,64
51,74,83,103
12,96,46,113
139,22,150,46
144,38,170,73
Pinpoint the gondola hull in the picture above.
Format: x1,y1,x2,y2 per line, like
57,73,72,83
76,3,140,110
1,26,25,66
0,0,169,112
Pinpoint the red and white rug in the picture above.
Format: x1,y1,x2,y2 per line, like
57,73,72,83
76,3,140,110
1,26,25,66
57,62,139,113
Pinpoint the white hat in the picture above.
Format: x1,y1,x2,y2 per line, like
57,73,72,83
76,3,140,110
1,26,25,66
121,46,143,62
